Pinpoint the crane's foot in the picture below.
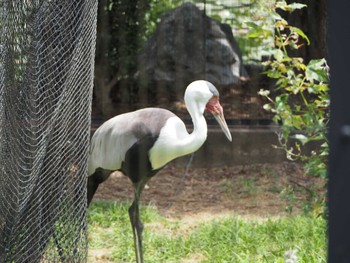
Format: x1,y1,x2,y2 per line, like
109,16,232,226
129,200,144,263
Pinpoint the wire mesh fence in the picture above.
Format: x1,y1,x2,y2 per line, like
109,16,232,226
0,1,277,262
0,1,97,262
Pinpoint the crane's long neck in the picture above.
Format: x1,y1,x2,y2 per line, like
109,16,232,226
160,99,208,163
148,99,208,170
184,100,208,154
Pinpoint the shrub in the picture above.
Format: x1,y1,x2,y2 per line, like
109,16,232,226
249,1,329,213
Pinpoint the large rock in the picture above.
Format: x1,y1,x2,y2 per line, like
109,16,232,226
136,2,248,99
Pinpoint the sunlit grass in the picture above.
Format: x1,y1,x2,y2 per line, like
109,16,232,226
88,201,326,263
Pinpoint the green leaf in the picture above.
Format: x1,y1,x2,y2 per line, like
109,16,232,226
245,21,260,29
270,11,283,20
293,134,309,146
266,70,282,79
211,15,222,22
274,49,284,61
292,115,304,130
288,3,307,11
306,59,329,82
307,59,327,69
276,2,307,12
290,26,310,45
246,21,273,39
321,142,328,148
247,30,265,38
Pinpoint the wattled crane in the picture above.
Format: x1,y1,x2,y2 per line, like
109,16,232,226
87,80,232,263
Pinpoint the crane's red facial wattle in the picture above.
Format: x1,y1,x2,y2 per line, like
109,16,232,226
205,96,222,115
205,96,232,141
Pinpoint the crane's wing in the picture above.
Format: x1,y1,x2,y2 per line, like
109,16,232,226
87,108,176,176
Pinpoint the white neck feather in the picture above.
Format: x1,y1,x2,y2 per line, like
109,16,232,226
149,95,209,170
182,99,208,154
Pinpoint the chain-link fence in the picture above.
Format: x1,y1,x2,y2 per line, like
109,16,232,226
0,1,97,262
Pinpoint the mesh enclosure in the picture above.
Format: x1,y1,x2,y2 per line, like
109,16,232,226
0,1,97,262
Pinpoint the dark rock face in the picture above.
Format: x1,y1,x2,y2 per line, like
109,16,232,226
136,2,248,99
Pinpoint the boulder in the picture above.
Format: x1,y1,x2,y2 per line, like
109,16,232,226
136,2,248,99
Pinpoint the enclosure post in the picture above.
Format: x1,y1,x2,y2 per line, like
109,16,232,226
328,1,350,262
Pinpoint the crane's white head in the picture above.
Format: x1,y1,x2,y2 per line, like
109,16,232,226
185,80,232,141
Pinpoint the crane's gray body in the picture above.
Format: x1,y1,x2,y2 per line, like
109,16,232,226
88,108,175,181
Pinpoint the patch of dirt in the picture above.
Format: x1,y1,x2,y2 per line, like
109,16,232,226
88,249,113,263
93,162,325,218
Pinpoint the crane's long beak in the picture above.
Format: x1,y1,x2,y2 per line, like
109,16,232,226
206,98,232,142
213,111,232,142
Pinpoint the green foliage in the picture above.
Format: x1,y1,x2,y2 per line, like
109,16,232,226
192,0,276,63
145,0,278,63
144,0,182,38
88,201,326,262
249,1,329,212
97,0,151,78
97,0,277,86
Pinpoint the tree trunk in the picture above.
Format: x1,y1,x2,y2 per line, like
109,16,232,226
94,0,114,119
93,0,150,119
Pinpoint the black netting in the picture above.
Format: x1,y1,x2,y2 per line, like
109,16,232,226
0,1,97,262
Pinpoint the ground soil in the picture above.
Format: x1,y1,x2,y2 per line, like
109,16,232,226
93,162,325,218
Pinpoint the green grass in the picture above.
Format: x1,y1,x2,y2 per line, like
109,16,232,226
88,201,326,263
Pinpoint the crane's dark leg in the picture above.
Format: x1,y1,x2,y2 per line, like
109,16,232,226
129,179,148,263
87,168,112,206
